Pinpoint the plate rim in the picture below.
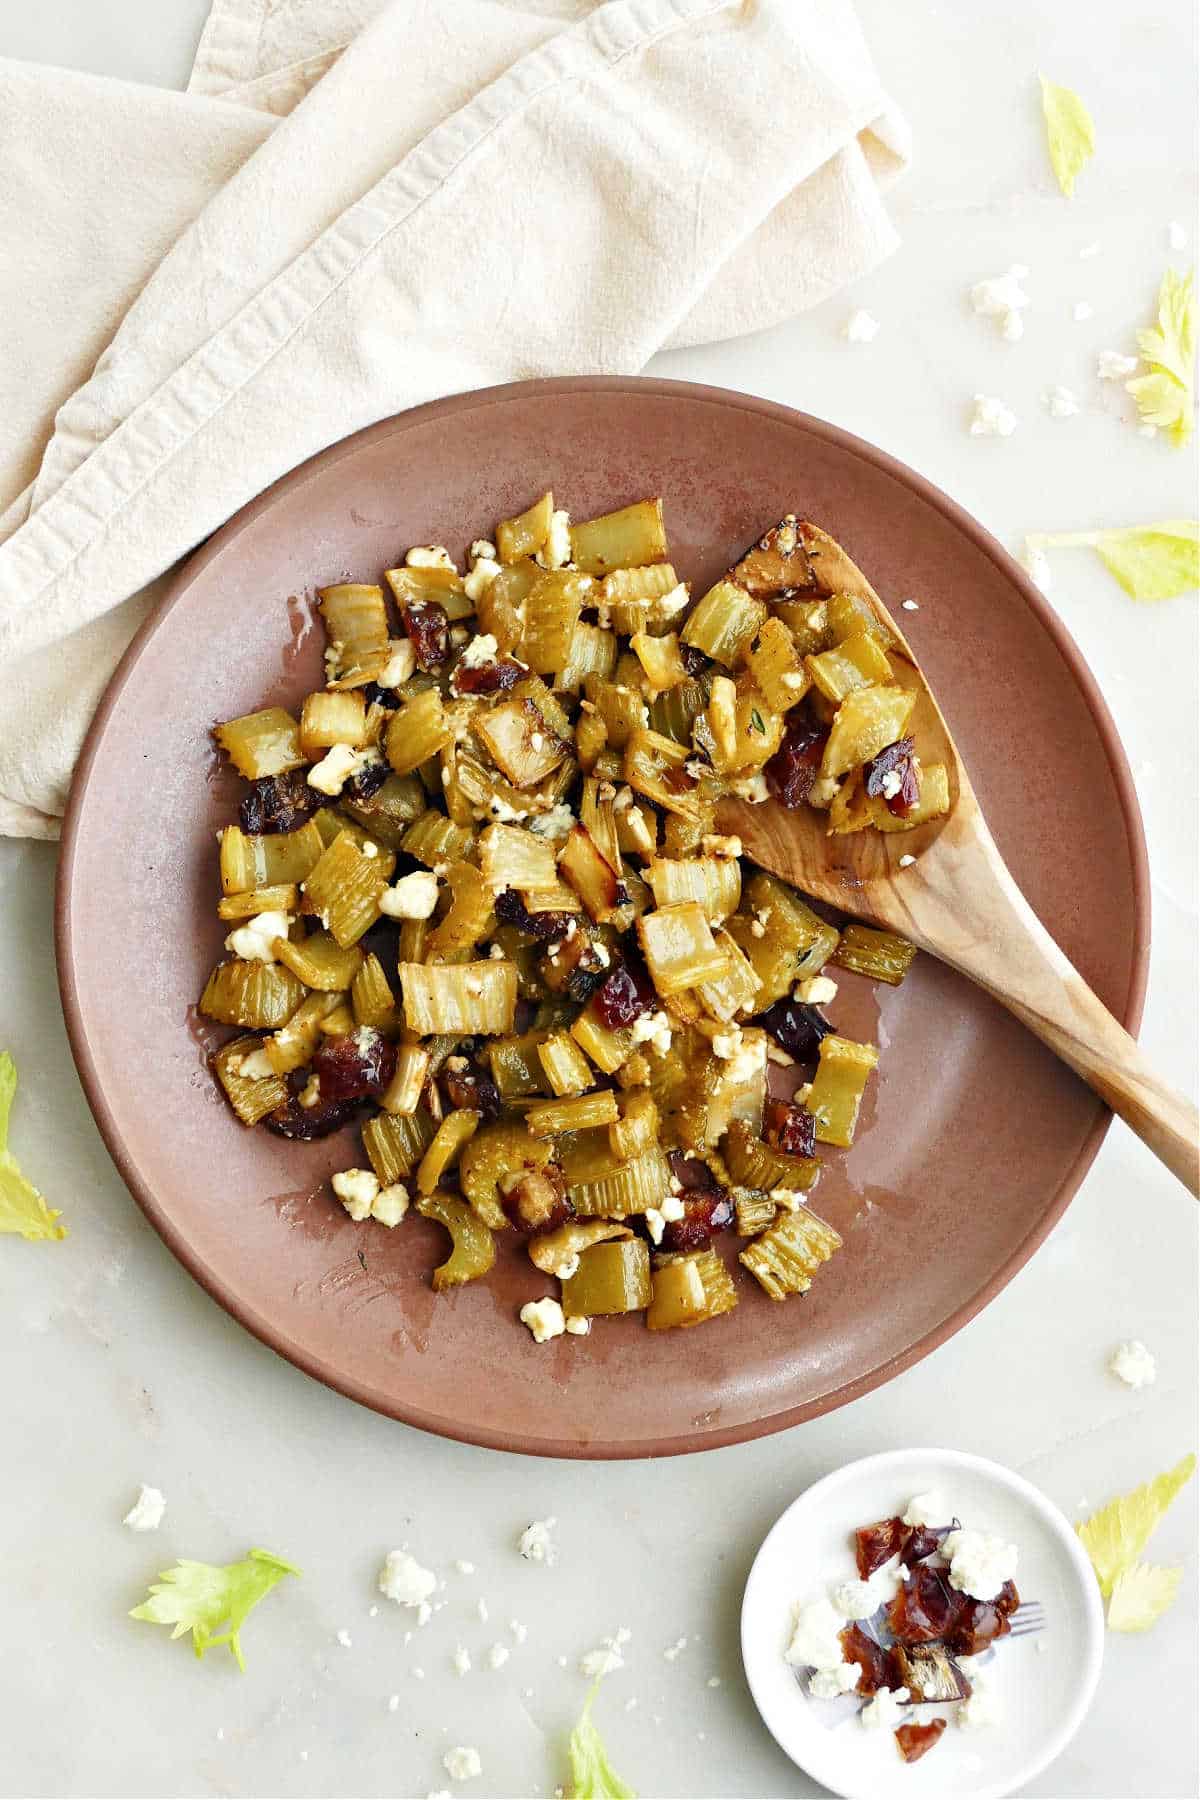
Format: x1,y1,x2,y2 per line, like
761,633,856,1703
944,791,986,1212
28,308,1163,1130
54,374,1151,1459
739,1445,1106,1800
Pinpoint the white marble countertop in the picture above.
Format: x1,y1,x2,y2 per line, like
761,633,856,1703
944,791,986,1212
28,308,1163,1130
2,5,1196,1798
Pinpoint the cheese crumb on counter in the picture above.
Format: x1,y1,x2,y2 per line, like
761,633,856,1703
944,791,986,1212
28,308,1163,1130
452,1645,471,1677
378,1549,438,1611
442,1746,482,1783
1108,1339,1156,1388
1043,384,1080,418
518,1518,558,1566
968,265,1029,340
843,308,881,343
1098,348,1139,381
969,395,1018,438
122,1484,167,1532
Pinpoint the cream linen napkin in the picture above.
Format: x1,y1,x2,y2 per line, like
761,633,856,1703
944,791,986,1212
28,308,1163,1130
0,0,909,837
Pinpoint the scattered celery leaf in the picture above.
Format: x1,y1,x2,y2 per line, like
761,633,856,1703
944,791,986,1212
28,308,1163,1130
1039,75,1096,197
1076,1455,1195,1596
1025,522,1199,601
568,1683,637,1799
1126,268,1196,447
0,1050,66,1241
130,1547,300,1670
1107,1562,1183,1633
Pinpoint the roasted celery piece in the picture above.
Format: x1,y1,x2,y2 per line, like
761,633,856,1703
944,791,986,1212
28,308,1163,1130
199,960,305,1028
821,685,915,781
569,499,668,576
734,1191,777,1236
473,696,568,789
739,1205,842,1300
570,998,636,1076
866,761,951,832
319,1002,356,1036
631,629,688,693
695,929,761,1022
418,1191,496,1291
832,924,918,986
745,616,810,712
645,856,740,923
682,579,766,666
584,675,647,750
623,728,706,821
526,1091,620,1138
385,687,453,777
380,1040,430,1115
401,809,474,869
528,1217,631,1274
399,961,518,1036
478,824,558,893
216,883,299,921
615,795,657,860
724,1119,820,1195
299,690,366,757
647,1248,738,1329
827,768,874,837
772,596,830,655
637,902,727,996
263,990,346,1073
273,929,364,991
568,1146,671,1217
825,590,893,650
302,829,395,947
214,708,304,779
727,872,840,1002
608,1089,658,1162
362,1108,437,1185
340,771,426,848
460,1122,553,1229
537,1033,594,1098
426,861,496,963
477,559,538,650
523,881,583,916
805,1034,879,1148
384,563,466,615
219,821,324,894
416,1110,481,1195
648,675,710,748
351,954,397,1030
558,825,626,925
318,583,390,678
805,631,894,705
310,806,348,848
213,1035,289,1125
487,1031,552,1098
710,677,784,777
558,621,618,693
521,569,590,673
560,1237,652,1315
497,491,553,563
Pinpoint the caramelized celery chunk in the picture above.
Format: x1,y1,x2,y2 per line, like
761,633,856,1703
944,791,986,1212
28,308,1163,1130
340,771,426,848
497,491,554,563
805,630,894,705
351,954,397,1030
398,961,518,1035
821,685,916,781
264,990,347,1072
416,1111,481,1195
522,570,591,673
734,1191,778,1236
560,1237,652,1315
805,1033,879,1148
425,861,496,962
199,960,305,1029
385,688,453,777
317,583,390,678
459,1122,554,1229
695,929,761,1022
417,1192,496,1291
867,761,952,832
537,1032,594,1098
608,1089,658,1161
362,1109,437,1185
219,821,324,894
381,1040,431,1116
473,696,568,788
630,630,689,694
213,1036,289,1125
647,1248,738,1329
832,924,918,986
567,1146,671,1217
723,1118,820,1195
274,929,364,991
727,871,840,1003
558,824,626,925
478,824,558,892
645,856,741,923
637,902,730,997
681,578,766,667
301,829,395,947
299,690,367,758
569,499,668,576
487,1030,553,1099
746,617,810,712
214,708,304,779
739,1205,842,1300
216,883,299,922
570,997,636,1076
526,1091,620,1138
825,589,893,649
401,808,474,869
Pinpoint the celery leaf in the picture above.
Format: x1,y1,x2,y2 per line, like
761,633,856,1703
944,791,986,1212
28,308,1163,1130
568,1683,637,1799
1107,1562,1183,1633
0,1051,66,1241
1126,268,1196,447
1076,1455,1195,1597
130,1548,300,1670
1025,522,1199,601
1039,76,1096,197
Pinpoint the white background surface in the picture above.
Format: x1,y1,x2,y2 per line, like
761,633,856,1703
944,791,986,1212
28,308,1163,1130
1,5,1196,1799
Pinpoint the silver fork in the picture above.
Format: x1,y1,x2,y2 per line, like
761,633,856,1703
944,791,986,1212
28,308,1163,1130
1008,1600,1046,1638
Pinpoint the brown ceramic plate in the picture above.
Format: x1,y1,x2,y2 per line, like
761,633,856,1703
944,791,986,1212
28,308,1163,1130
56,378,1148,1459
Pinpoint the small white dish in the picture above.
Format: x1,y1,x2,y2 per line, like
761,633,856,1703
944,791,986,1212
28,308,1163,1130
741,1448,1104,1800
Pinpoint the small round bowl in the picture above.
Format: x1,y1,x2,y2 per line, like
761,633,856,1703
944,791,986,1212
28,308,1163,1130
741,1448,1104,1799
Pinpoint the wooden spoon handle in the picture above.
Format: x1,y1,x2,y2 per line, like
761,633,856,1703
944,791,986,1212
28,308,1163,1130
913,841,1199,1196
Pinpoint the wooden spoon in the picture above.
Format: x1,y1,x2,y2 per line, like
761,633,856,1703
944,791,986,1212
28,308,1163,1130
717,523,1199,1196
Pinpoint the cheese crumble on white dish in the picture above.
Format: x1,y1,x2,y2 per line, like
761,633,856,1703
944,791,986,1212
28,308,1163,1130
860,1686,911,1731
942,1528,1019,1601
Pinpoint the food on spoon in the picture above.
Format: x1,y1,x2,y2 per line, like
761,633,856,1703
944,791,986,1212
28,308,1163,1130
202,498,931,1331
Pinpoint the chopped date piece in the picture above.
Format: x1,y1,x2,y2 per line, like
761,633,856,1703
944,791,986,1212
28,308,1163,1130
311,1029,397,1102
500,1165,572,1236
266,1091,361,1140
592,960,656,1031
765,712,828,809
680,644,708,676
894,1720,946,1765
667,1151,721,1192
361,681,401,711
442,1060,503,1120
864,735,919,817
764,1098,817,1159
239,768,319,835
888,1566,965,1647
838,1622,898,1697
758,998,835,1064
899,1524,946,1567
854,1517,906,1579
659,1188,735,1254
494,889,575,943
341,755,391,804
400,600,450,671
945,1583,1018,1656
660,764,699,795
453,654,522,696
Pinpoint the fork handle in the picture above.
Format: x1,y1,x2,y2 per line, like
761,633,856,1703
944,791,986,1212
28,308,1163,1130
922,835,1199,1197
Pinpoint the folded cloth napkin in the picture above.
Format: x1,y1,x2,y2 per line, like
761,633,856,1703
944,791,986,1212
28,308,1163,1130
0,0,908,837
